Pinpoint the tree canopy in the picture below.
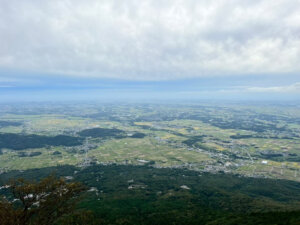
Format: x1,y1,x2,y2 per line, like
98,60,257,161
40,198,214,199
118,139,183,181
0,175,86,225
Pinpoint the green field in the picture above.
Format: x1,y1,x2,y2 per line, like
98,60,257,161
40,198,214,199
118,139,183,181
0,102,300,182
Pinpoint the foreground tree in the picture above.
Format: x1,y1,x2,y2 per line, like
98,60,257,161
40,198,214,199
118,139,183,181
0,175,86,225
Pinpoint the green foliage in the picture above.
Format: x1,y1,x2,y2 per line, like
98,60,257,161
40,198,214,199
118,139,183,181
0,133,83,150
130,133,146,138
182,135,205,146
0,175,86,225
2,165,300,224
78,128,125,138
18,151,42,157
230,134,254,139
56,210,101,225
52,151,62,155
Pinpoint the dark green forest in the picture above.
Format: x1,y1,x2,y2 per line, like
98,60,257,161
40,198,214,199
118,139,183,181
1,164,300,225
78,128,126,138
78,128,146,139
0,133,83,150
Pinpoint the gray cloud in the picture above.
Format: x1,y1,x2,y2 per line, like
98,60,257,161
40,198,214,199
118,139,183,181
0,0,299,80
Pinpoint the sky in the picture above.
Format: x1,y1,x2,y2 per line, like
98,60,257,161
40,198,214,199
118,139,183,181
0,0,299,102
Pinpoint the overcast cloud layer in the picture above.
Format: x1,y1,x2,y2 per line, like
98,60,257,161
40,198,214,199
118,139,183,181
0,0,300,81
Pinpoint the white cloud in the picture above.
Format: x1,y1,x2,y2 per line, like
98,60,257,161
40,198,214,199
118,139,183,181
245,82,300,93
215,82,300,94
0,0,299,80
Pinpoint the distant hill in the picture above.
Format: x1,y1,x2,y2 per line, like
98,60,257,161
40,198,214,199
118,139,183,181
0,121,22,128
